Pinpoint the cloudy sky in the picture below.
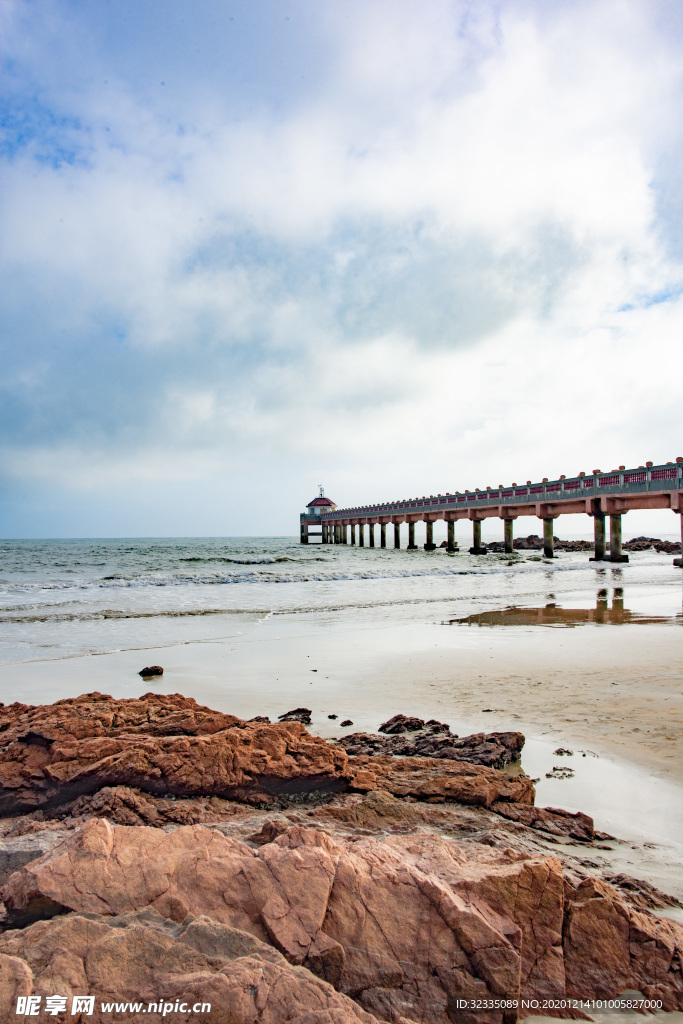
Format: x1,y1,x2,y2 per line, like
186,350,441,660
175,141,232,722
1,0,682,537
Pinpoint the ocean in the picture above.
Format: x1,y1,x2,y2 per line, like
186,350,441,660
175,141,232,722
1,536,681,667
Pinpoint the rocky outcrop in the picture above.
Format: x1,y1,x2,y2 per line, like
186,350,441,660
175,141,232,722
624,536,681,553
338,720,524,768
0,908,379,1023
486,535,593,552
0,693,350,814
490,802,595,842
348,755,535,807
278,708,313,725
563,877,683,1008
3,818,682,1020
0,694,533,819
1,693,680,1020
52,785,260,829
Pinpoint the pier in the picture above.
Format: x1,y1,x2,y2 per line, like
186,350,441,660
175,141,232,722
300,460,683,563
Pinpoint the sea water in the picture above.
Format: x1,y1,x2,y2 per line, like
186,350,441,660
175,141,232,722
1,536,681,665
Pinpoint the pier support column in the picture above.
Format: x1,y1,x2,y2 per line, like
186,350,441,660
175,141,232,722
394,523,401,549
350,524,356,545
322,524,327,544
609,514,629,562
407,522,417,549
469,520,487,554
504,518,514,554
424,521,436,550
380,524,386,548
359,524,365,547
300,522,308,544
369,523,375,548
590,513,606,561
543,518,554,559
342,525,347,544
447,521,457,552
675,512,683,567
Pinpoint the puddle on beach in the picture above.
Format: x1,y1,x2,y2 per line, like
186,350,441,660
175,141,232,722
445,590,683,628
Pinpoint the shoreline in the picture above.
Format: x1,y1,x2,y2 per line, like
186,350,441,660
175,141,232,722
2,606,681,779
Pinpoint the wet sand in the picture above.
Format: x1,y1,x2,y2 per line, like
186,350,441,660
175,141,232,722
5,599,680,778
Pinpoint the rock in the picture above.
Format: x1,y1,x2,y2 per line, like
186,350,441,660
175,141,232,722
248,716,271,724
328,714,338,720
5,818,682,1017
624,536,681,553
338,723,524,769
378,714,425,734
563,877,683,1009
340,720,353,728
0,819,562,1016
51,785,259,829
348,754,536,807
0,832,72,885
545,766,575,779
138,665,163,677
0,693,350,814
553,748,573,756
491,802,594,842
278,707,313,725
0,908,379,1023
604,873,683,912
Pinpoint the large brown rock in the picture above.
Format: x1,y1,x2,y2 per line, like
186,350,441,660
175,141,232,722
563,877,683,1010
0,693,350,814
0,819,529,1021
348,755,535,807
490,802,594,842
0,908,380,1023
6,817,680,1021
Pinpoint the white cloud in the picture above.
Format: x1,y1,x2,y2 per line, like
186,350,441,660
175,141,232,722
1,0,683,533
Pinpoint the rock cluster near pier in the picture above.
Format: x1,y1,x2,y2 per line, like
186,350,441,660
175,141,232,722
0,693,681,1023
336,714,525,768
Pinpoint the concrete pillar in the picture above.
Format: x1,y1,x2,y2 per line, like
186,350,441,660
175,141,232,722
424,521,436,550
407,522,417,549
342,525,347,544
359,524,365,547
675,512,683,567
368,523,375,547
469,520,486,554
609,514,628,562
504,518,514,554
543,518,554,558
300,522,308,544
380,523,386,548
350,524,356,545
394,523,401,549
447,520,456,552
321,524,327,544
591,513,606,561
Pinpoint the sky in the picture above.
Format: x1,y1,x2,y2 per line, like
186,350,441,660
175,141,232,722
1,0,682,538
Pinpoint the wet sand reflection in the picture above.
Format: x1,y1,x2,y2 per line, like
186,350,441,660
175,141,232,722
445,590,683,627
